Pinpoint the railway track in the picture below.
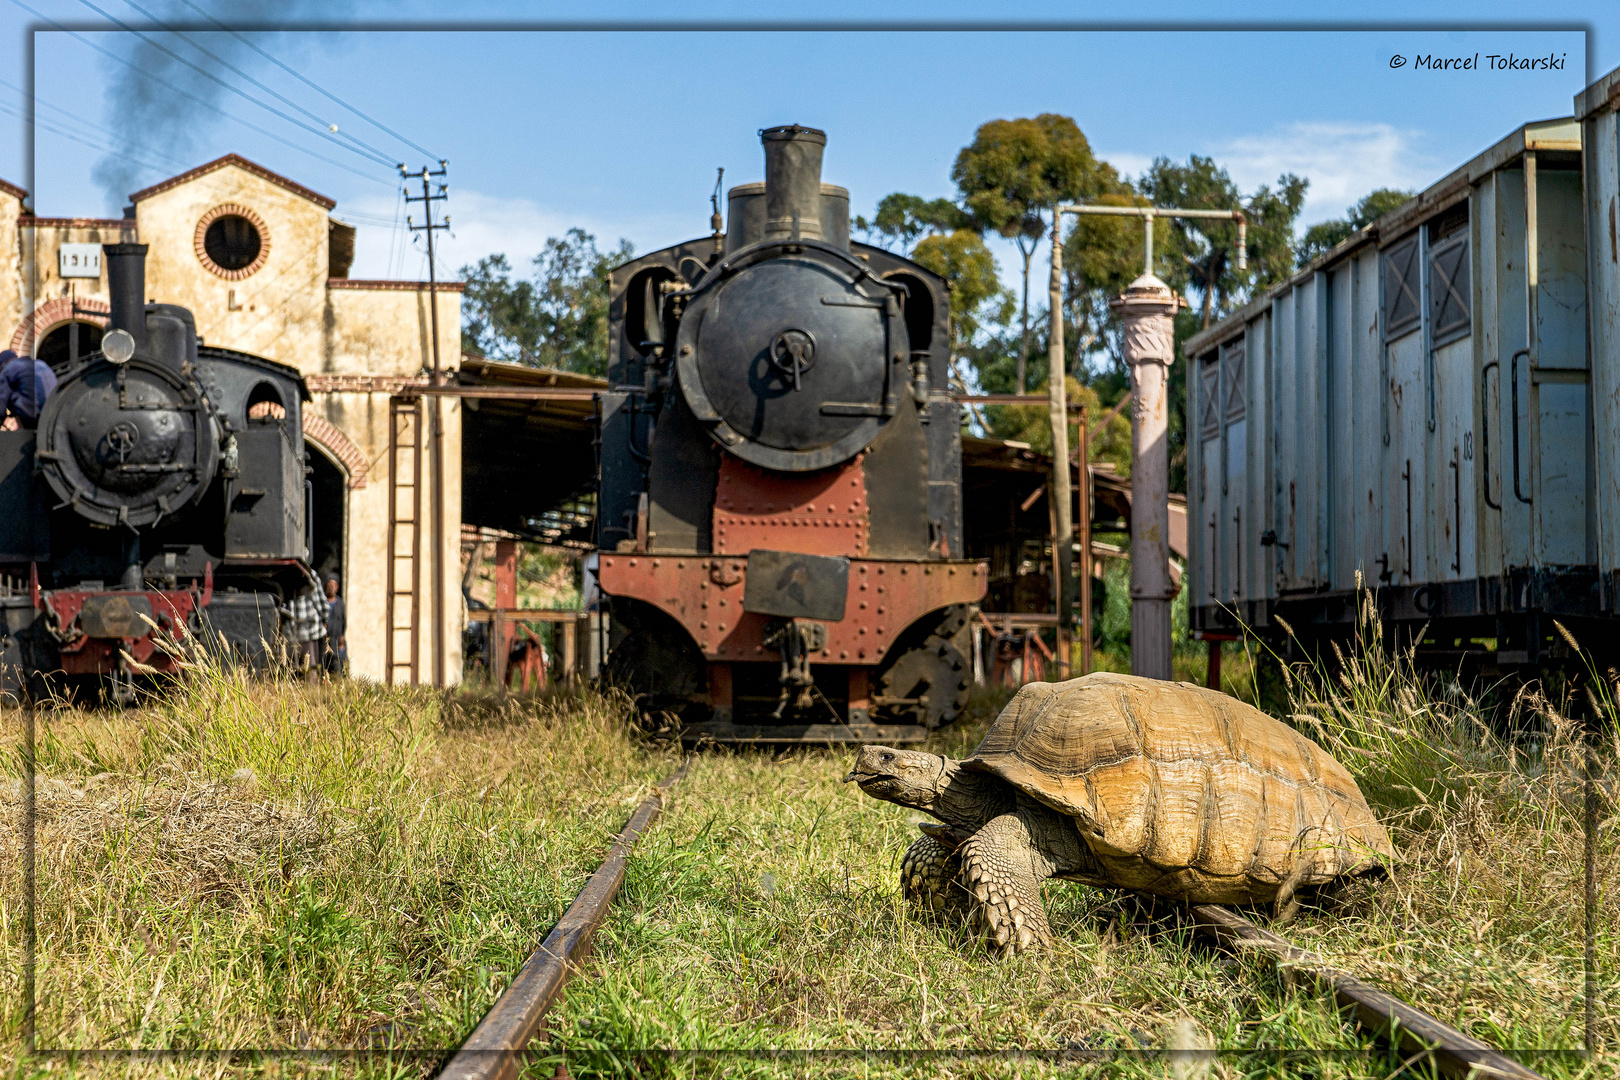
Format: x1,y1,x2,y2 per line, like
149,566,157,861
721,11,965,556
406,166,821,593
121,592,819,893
436,760,1549,1080
437,761,689,1080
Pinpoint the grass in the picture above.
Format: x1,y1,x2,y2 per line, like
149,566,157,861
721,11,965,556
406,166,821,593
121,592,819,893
0,659,680,1076
1,613,1615,1078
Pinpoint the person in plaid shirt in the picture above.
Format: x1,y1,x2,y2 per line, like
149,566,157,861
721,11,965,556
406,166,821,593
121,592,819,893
285,581,330,677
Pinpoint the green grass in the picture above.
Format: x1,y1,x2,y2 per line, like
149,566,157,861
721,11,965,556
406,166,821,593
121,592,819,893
1,618,1614,1078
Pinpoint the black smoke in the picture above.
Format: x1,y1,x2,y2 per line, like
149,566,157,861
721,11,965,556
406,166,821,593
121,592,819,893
92,0,342,210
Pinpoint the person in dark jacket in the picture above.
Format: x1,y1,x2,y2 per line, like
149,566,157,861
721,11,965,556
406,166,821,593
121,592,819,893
0,349,57,429
323,574,347,675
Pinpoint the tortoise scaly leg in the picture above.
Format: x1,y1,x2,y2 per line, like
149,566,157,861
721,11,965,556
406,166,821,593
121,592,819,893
959,811,1054,955
901,834,969,919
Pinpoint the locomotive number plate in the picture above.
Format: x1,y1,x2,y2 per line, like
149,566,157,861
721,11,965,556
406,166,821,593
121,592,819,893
742,550,849,622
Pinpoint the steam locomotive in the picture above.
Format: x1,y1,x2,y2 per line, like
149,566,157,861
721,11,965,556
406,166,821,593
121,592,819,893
0,243,315,702
596,125,987,741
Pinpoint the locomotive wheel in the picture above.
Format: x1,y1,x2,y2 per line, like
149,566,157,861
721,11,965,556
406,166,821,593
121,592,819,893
875,630,972,730
602,602,706,722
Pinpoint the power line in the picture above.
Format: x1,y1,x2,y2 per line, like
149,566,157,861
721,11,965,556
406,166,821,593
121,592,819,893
110,0,406,169
73,0,398,168
0,100,176,178
7,0,395,188
0,75,193,171
170,0,440,162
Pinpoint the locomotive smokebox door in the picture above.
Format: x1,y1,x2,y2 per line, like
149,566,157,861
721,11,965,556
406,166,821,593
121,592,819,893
743,549,849,621
673,124,910,473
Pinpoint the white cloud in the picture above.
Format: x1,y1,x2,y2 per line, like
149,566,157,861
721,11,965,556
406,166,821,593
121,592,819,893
339,189,690,281
1210,122,1438,226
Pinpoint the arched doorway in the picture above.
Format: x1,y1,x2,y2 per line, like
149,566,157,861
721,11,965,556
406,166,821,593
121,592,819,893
306,442,347,587
37,320,104,369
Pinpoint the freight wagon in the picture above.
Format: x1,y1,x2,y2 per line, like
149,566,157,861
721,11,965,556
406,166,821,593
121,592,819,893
1185,63,1620,673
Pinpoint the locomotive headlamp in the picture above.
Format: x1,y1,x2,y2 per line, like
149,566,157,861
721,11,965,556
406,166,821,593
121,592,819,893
102,328,136,364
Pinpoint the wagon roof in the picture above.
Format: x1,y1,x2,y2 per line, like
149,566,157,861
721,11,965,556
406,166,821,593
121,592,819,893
1182,114,1581,359
1575,62,1620,120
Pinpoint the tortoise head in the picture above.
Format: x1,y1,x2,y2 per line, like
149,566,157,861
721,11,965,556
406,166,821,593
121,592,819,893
844,746,950,810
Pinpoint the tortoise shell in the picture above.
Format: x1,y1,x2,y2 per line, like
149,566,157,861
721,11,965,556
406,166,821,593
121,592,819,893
964,672,1395,904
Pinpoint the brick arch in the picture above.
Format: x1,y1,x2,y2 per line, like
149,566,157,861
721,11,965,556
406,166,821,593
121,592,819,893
302,411,369,489
11,297,110,354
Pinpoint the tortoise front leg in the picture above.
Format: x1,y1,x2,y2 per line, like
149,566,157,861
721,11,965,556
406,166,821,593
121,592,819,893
959,811,1054,955
900,833,969,919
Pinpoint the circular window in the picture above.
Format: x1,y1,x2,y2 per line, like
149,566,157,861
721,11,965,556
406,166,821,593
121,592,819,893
194,203,270,279
205,215,260,270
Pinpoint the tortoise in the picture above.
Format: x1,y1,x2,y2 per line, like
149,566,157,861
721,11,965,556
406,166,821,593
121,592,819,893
845,672,1394,954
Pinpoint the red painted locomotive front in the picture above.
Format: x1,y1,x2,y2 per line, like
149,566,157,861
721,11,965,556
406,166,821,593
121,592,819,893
599,453,986,737
600,455,984,664
32,563,213,676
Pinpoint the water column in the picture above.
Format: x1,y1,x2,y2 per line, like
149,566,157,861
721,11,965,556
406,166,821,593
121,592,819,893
1111,274,1179,679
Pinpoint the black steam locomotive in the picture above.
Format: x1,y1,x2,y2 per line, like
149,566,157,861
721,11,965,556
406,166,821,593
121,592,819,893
596,125,986,741
1,243,315,702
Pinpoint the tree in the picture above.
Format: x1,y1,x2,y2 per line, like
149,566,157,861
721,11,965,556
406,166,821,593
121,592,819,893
951,114,1118,392
1296,187,1416,266
911,229,1015,358
459,228,633,375
1061,190,1162,381
1140,156,1307,330
854,193,966,253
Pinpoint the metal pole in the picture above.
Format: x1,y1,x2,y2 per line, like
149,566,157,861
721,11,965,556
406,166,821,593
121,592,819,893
1047,214,1073,675
1078,404,1092,675
411,166,450,689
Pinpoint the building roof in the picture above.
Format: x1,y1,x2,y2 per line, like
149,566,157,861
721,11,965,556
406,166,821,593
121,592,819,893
0,178,26,201
129,153,338,210
454,358,607,540
20,216,126,229
329,278,466,292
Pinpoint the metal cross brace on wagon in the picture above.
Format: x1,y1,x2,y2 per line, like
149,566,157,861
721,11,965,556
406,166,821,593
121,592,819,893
1044,204,1245,680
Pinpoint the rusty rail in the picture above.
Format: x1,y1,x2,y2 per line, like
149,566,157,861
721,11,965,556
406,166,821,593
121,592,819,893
438,761,690,1080
1188,904,1547,1080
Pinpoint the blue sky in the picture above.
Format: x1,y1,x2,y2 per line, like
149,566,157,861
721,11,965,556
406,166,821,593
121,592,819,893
0,1,1610,285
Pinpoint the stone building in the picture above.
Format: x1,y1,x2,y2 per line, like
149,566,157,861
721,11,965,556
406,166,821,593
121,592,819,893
2,154,464,684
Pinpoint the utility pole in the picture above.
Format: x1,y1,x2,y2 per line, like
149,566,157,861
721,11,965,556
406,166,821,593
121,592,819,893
1053,203,1245,680
405,161,450,688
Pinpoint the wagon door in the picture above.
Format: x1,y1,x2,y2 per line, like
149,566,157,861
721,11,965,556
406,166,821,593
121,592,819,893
1198,355,1224,606
1222,340,1248,603
1585,93,1620,595
1526,163,1592,569
1428,210,1477,583
1383,234,1429,585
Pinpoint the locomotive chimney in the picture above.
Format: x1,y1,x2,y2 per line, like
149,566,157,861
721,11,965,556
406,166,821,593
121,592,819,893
761,125,827,243
102,242,149,351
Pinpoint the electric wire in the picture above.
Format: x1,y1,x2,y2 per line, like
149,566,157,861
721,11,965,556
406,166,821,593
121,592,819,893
109,0,406,169
72,0,398,168
0,99,175,178
8,0,394,188
170,0,439,162
0,75,192,172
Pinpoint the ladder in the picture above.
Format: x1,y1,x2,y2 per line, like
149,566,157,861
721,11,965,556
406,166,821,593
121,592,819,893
385,395,423,686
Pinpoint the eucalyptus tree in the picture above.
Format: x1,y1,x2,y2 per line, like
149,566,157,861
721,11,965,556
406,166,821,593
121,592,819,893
951,114,1120,392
